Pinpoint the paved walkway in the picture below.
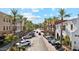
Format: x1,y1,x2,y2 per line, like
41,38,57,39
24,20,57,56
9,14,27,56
27,36,48,51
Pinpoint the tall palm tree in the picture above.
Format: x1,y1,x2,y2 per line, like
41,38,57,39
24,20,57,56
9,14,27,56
23,18,27,31
59,8,70,45
11,8,18,34
17,15,24,31
43,18,49,33
52,16,58,36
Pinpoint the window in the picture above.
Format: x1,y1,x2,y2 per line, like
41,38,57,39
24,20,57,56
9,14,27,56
6,18,8,22
71,24,73,30
9,19,11,23
74,41,76,44
9,26,10,30
3,18,5,22
6,26,8,30
3,26,5,30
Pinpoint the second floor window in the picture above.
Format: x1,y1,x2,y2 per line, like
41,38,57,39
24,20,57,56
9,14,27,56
3,18,5,22
6,26,8,30
9,19,11,23
3,26,5,30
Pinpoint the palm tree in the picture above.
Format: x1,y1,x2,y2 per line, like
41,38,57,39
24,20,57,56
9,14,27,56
52,16,58,36
17,15,24,31
59,8,70,45
43,18,48,32
23,18,27,31
11,8,18,34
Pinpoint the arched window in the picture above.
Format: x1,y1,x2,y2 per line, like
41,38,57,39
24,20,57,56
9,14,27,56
57,33,60,40
71,24,73,30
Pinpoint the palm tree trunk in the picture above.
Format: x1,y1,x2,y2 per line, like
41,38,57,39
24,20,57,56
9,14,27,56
60,17,63,45
13,16,16,34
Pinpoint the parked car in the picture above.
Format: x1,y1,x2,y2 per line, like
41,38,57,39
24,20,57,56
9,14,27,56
73,49,78,51
38,32,41,35
45,36,62,50
54,41,62,49
16,39,31,47
29,31,35,37
57,47,65,51
0,35,5,44
21,36,28,40
45,36,56,44
25,31,35,38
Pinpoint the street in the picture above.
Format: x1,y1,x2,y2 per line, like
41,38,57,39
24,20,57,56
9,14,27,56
27,34,48,51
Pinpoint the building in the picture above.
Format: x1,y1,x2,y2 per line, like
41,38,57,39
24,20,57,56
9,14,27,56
15,20,23,33
55,18,79,50
0,12,25,35
0,12,13,34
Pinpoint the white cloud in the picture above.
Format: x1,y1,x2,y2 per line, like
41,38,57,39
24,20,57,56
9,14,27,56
32,8,40,12
21,13,41,21
44,14,48,17
40,8,44,10
50,14,53,16
64,16,78,20
51,8,55,11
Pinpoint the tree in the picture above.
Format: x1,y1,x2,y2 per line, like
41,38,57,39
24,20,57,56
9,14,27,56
17,15,25,31
43,18,48,32
11,8,18,34
24,20,34,32
59,8,70,45
23,18,27,31
43,17,58,36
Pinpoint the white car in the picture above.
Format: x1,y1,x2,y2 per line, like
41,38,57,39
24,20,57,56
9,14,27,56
16,39,31,47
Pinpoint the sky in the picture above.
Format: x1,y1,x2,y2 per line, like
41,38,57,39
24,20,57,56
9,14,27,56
0,8,79,24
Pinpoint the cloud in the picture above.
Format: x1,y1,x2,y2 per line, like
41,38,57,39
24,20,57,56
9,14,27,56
31,8,40,12
50,14,53,16
21,13,41,21
40,8,44,10
51,8,56,11
44,14,48,17
64,16,78,20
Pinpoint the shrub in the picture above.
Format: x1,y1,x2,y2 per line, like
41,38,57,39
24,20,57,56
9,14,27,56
4,34,18,43
63,35,70,46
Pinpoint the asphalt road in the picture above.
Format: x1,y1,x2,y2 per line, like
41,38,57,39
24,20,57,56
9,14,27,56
27,36,48,51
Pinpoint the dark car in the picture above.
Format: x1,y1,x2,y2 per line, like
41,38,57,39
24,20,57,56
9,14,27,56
29,31,35,37
54,42,62,49
73,49,77,51
36,31,38,33
0,35,5,44
38,32,41,35
57,47,65,51
46,36,56,44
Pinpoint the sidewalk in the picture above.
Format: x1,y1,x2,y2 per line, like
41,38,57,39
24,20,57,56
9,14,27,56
62,45,71,51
